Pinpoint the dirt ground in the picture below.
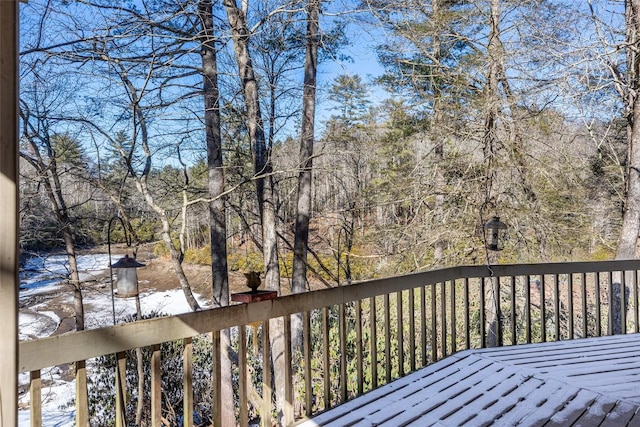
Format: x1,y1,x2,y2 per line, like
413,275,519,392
128,246,326,299
136,254,251,300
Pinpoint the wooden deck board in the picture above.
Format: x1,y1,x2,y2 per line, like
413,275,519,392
544,388,600,426
624,409,640,426
297,334,640,427
598,400,639,426
305,356,465,424
484,378,574,426
440,375,544,426
571,394,618,425
339,358,508,427
381,365,531,426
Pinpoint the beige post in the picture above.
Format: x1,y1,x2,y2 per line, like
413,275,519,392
0,1,20,426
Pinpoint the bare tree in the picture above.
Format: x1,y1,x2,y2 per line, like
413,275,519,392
221,0,293,420
19,83,92,425
19,84,86,331
604,0,640,333
483,0,501,347
291,0,320,349
115,58,202,311
613,0,640,261
199,0,235,425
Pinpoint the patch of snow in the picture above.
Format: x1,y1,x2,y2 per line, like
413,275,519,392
18,253,208,426
20,253,111,295
19,378,76,427
19,310,60,340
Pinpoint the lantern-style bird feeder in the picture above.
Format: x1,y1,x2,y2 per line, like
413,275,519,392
484,216,508,251
106,215,146,325
111,254,145,297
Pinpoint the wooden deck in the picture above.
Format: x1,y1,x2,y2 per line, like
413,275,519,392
298,334,640,426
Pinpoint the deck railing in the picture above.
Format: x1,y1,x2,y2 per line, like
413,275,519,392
19,260,640,426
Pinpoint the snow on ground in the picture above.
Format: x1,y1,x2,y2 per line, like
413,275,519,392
18,253,208,426
20,253,111,294
19,310,60,341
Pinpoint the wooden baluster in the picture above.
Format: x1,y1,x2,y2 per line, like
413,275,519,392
634,270,639,333
384,294,391,382
397,291,404,377
554,274,560,340
621,272,627,334
450,281,456,354
304,310,312,416
510,276,517,345
284,315,294,425
581,273,587,338
75,359,89,426
440,282,446,357
115,352,127,427
30,370,41,427
568,274,574,339
212,330,221,427
183,338,193,427
239,326,248,427
420,287,427,365
595,273,601,336
322,307,330,408
463,279,470,350
356,299,363,395
339,304,347,401
479,278,486,348
370,297,378,389
541,276,546,342
430,284,437,361
608,271,614,336
262,320,272,427
496,277,502,346
526,275,532,343
409,288,416,372
151,345,161,427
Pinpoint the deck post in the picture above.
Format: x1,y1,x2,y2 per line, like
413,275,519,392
0,1,19,426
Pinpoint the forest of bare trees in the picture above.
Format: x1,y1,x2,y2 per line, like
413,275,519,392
16,0,640,424
18,0,640,303
18,3,629,257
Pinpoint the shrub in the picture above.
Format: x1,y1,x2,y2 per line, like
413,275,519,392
227,251,263,272
87,313,213,426
184,245,212,265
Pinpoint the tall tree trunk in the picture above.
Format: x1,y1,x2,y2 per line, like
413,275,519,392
199,1,235,425
20,127,89,422
484,0,502,347
49,157,85,330
20,134,86,331
222,0,285,421
617,0,640,261
611,0,640,334
201,0,228,312
431,0,446,266
291,0,320,348
63,229,84,331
